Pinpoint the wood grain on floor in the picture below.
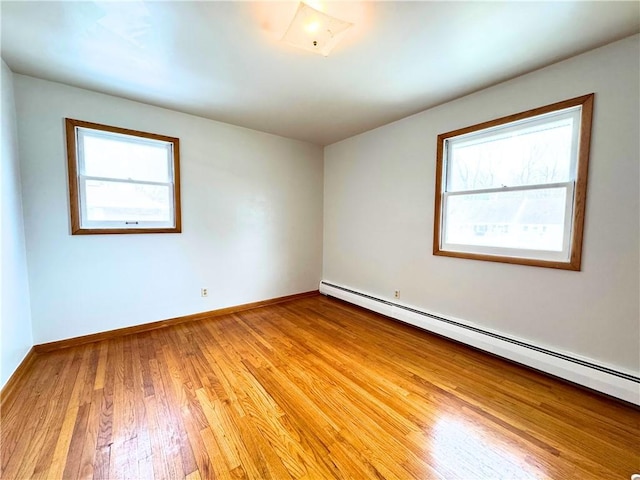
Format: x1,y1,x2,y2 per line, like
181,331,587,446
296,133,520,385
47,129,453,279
1,295,638,479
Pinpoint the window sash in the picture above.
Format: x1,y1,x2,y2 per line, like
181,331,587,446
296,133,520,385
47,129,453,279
78,176,176,229
440,182,575,262
444,107,582,194
76,127,175,184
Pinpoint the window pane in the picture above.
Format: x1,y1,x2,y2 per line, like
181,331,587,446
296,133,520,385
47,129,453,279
444,187,568,252
84,180,172,223
80,130,171,183
448,115,575,192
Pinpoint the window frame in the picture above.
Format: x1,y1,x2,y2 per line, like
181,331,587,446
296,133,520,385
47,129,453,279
65,118,182,235
433,93,594,270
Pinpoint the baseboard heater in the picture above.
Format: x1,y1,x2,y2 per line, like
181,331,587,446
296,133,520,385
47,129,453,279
319,281,640,406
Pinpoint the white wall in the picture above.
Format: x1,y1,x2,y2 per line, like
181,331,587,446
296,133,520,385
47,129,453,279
15,75,323,344
324,35,640,374
1,60,33,388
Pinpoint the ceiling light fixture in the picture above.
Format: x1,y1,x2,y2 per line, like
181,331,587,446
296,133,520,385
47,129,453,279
282,2,353,57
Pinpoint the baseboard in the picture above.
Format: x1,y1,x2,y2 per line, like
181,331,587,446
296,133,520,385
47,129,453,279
34,290,320,353
319,281,640,406
0,347,38,410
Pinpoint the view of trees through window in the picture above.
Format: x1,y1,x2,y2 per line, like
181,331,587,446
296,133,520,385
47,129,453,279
443,112,577,254
434,93,593,269
448,117,574,192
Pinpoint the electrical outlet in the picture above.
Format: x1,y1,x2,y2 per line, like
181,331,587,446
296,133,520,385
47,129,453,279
394,290,400,299
201,288,208,297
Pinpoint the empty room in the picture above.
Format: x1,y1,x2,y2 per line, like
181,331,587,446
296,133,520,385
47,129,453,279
1,1,639,479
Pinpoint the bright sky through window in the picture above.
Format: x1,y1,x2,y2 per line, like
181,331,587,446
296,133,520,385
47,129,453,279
66,118,181,235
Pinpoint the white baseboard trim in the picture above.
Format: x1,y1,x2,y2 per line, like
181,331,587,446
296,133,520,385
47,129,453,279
319,281,640,406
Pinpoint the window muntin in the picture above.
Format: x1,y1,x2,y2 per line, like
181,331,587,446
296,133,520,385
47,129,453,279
66,119,181,234
434,94,593,270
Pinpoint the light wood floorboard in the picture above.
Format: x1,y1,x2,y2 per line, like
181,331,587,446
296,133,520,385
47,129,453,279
2,295,638,479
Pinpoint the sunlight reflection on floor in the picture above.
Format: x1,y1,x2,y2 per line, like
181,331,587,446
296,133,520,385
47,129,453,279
431,416,544,479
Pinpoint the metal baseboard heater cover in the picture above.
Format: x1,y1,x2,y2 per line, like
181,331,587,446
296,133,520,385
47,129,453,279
319,281,640,405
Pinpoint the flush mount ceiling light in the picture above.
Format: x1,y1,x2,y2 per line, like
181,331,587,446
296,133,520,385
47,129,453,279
282,2,353,56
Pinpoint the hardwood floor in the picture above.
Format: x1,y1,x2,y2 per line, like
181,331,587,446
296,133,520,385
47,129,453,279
1,294,638,479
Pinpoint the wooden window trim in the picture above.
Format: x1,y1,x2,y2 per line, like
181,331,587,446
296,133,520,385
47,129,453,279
433,93,594,270
65,118,182,235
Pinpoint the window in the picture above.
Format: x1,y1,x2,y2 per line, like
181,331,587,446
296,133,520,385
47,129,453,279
66,118,181,234
433,94,594,270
